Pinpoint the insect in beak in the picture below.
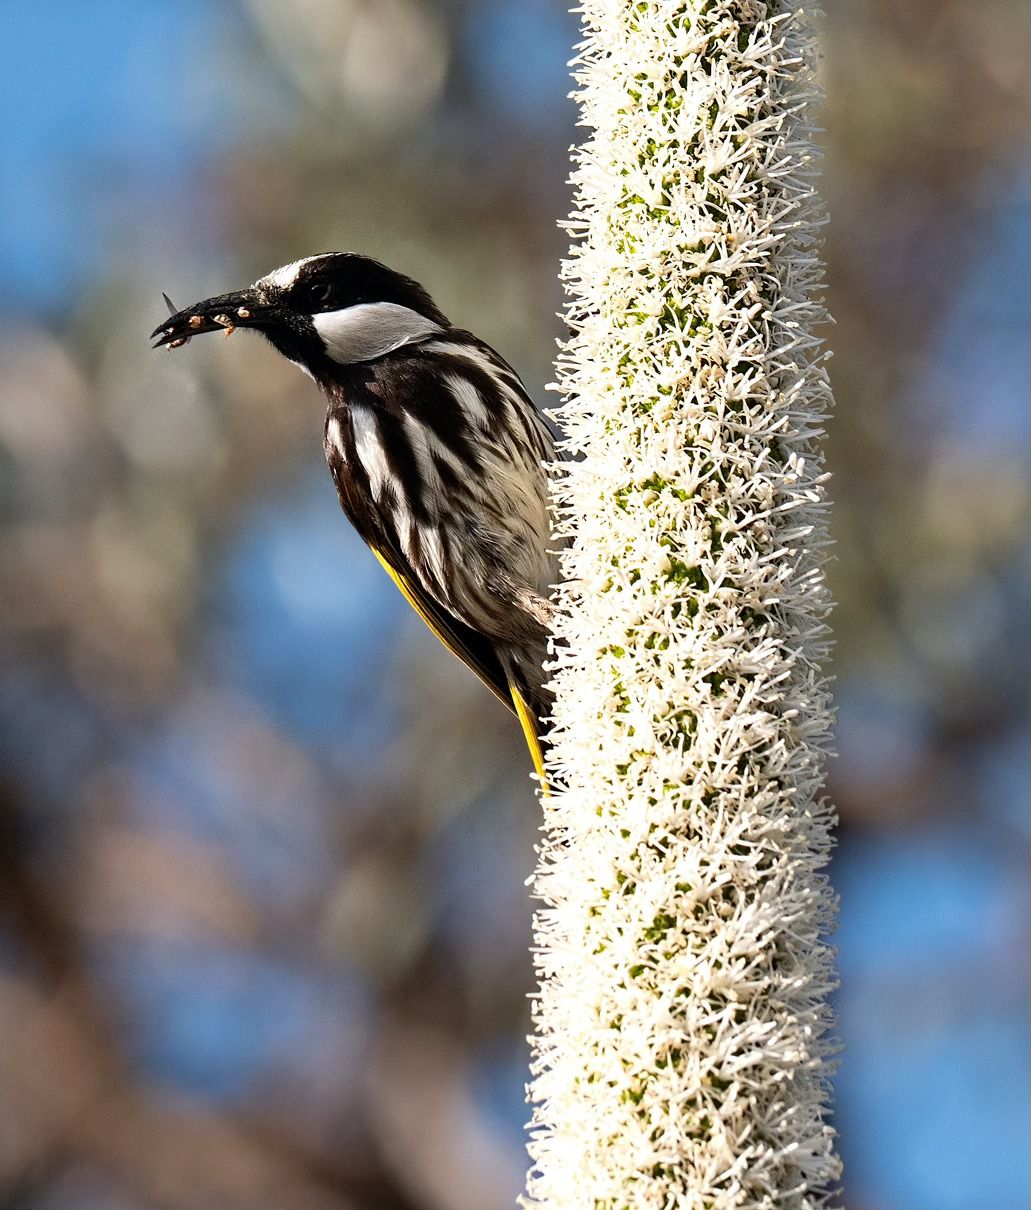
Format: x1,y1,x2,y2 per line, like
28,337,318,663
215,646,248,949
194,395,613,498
160,293,192,349
151,290,262,350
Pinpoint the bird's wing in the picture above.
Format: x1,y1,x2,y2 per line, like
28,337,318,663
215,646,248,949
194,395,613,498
373,542,549,792
368,542,515,716
371,542,550,792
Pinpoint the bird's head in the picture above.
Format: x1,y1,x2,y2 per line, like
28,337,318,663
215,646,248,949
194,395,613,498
151,253,450,375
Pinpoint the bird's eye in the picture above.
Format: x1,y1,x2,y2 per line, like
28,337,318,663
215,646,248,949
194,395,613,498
310,282,335,308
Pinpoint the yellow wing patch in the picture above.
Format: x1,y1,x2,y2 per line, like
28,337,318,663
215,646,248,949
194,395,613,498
371,545,549,793
370,546,511,710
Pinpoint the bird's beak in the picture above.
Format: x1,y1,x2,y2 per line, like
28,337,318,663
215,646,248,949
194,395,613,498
150,289,267,349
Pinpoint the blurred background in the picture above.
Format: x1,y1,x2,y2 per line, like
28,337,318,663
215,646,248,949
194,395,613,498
0,1,1026,1207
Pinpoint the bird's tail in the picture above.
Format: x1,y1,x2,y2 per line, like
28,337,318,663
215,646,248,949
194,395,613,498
503,653,553,796
509,680,548,794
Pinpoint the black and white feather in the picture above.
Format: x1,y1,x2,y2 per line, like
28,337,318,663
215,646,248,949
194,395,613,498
152,253,557,779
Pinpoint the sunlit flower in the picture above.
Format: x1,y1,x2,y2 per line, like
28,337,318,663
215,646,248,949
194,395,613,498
526,3,840,1206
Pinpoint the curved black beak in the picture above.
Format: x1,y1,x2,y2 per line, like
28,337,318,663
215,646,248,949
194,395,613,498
151,289,266,350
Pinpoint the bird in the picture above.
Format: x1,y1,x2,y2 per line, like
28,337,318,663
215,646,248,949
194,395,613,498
152,253,557,787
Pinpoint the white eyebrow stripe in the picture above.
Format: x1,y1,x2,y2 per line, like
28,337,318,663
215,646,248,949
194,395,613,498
313,303,442,365
259,257,321,291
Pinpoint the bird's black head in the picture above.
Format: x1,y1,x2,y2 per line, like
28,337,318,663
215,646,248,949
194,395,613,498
152,253,450,376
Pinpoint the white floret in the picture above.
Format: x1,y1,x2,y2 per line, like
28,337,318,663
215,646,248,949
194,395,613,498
525,3,841,1207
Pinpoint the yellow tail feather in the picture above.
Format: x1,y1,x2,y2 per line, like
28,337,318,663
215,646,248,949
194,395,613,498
510,681,549,797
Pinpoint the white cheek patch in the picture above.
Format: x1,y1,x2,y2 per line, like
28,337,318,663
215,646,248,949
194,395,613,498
313,303,442,366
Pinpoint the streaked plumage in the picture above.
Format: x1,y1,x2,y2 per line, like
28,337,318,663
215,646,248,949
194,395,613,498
152,253,556,784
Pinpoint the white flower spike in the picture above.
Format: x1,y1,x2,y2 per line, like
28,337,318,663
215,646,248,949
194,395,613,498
526,2,841,1207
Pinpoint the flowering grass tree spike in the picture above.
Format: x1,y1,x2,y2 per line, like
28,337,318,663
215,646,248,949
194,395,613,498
525,1,841,1206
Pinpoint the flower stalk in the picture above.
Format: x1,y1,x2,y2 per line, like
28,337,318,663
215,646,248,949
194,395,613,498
525,2,840,1206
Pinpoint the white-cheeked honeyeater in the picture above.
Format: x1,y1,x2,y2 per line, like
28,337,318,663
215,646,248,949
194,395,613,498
152,253,556,785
